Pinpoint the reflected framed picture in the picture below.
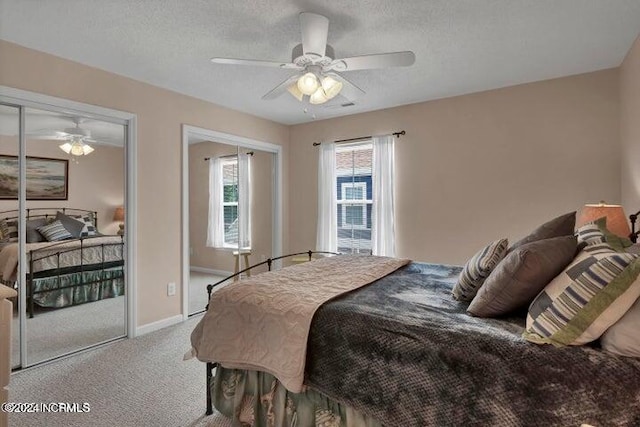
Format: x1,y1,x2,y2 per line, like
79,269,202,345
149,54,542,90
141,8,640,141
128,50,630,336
0,155,69,200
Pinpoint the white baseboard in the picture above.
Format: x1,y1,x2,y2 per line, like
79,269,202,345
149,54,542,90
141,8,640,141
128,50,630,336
190,266,232,277
135,314,183,336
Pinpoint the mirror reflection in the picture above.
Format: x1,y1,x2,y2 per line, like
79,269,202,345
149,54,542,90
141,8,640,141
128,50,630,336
0,105,127,367
188,140,273,315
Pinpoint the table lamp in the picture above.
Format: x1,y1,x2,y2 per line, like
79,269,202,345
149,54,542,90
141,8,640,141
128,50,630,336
576,202,630,238
113,206,124,236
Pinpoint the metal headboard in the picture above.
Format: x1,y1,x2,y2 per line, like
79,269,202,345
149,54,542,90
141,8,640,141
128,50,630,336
0,208,99,228
630,210,640,244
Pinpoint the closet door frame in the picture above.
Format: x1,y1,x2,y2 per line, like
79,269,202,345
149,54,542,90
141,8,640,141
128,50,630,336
181,124,283,319
0,86,138,367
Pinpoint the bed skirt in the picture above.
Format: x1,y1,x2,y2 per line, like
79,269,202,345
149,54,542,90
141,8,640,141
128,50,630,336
213,367,381,427
31,266,124,308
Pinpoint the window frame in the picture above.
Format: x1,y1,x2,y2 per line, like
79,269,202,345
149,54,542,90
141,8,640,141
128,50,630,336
339,181,369,230
220,157,239,248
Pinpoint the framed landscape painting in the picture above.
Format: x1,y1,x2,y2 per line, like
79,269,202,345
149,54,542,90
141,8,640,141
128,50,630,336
0,155,69,200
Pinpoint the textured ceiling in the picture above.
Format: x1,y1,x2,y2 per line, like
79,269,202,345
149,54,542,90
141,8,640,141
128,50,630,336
1,0,639,125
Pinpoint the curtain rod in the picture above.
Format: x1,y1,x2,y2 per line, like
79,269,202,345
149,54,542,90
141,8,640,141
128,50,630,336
312,130,405,146
204,151,254,161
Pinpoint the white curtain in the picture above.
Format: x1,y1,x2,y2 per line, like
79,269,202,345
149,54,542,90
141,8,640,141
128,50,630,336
316,141,337,252
238,152,252,249
372,134,396,257
206,158,224,248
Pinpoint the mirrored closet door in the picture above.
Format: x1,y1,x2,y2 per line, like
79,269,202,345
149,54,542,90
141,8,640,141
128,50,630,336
187,140,275,315
0,102,128,368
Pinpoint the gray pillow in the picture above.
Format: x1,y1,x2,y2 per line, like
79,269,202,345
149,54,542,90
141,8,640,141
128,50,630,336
600,297,640,357
510,211,576,250
468,235,578,318
55,211,84,239
26,218,48,243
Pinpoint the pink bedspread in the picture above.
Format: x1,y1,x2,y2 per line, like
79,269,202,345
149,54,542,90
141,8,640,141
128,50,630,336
190,255,409,393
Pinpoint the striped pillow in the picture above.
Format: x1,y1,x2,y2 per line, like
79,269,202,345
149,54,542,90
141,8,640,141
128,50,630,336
0,219,18,243
37,220,73,242
575,222,606,245
452,238,509,301
524,243,640,346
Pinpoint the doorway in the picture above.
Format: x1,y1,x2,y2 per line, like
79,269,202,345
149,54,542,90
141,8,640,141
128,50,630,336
181,125,282,317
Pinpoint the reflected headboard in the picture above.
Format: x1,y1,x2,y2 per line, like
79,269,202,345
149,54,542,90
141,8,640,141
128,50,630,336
0,208,98,228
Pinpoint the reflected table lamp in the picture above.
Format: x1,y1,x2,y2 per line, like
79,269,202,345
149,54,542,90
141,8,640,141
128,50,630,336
576,202,631,238
113,206,125,236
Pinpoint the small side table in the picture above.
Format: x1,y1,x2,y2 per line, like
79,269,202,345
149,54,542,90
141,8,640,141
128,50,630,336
232,249,252,281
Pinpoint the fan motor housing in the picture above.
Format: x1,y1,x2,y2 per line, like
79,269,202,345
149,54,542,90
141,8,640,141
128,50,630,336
291,43,335,67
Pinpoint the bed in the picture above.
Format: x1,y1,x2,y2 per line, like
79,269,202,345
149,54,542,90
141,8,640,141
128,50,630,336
191,221,640,426
0,208,125,317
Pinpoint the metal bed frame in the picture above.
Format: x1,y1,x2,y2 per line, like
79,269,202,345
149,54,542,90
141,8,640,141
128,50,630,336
202,250,340,416
0,208,125,317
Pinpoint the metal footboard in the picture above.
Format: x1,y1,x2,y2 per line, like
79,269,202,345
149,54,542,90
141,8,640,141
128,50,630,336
203,250,339,415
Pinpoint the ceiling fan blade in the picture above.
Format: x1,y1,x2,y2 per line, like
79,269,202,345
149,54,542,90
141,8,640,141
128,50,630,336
262,75,301,100
327,73,365,101
329,51,415,72
211,57,300,69
300,12,329,58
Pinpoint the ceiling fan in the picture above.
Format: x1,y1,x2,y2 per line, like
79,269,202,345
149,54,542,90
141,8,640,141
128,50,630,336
211,12,416,105
28,118,113,156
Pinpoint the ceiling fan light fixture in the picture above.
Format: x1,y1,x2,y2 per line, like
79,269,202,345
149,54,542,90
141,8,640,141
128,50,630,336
309,87,329,105
287,83,304,101
297,72,319,96
321,75,342,100
59,142,73,154
82,144,95,155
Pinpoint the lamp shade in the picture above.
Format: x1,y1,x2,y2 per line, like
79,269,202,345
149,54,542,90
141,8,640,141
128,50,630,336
577,203,631,237
113,206,125,222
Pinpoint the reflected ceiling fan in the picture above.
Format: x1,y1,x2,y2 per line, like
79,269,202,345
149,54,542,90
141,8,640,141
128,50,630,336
211,12,415,105
29,118,104,156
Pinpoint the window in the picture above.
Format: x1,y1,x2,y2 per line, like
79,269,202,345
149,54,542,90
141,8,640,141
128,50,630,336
336,142,373,254
221,158,238,247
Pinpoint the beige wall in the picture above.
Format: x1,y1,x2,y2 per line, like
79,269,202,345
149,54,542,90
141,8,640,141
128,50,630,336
189,141,273,274
0,136,124,235
0,40,290,327
289,69,621,265
621,35,640,218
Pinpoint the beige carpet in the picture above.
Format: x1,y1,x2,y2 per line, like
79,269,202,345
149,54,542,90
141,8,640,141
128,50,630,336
188,271,229,316
8,315,232,427
11,296,125,367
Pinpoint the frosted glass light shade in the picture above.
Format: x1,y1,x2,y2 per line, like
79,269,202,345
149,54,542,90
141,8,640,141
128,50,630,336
59,142,73,154
577,203,631,237
287,83,304,101
60,140,94,156
321,76,342,100
309,87,329,104
297,72,319,96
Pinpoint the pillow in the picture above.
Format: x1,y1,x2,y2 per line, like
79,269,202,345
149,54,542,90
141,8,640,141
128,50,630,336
0,219,18,243
55,211,85,239
26,218,48,243
575,221,606,246
37,220,73,242
452,238,508,302
510,211,576,250
76,214,97,238
524,243,640,346
600,297,640,357
468,235,578,318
